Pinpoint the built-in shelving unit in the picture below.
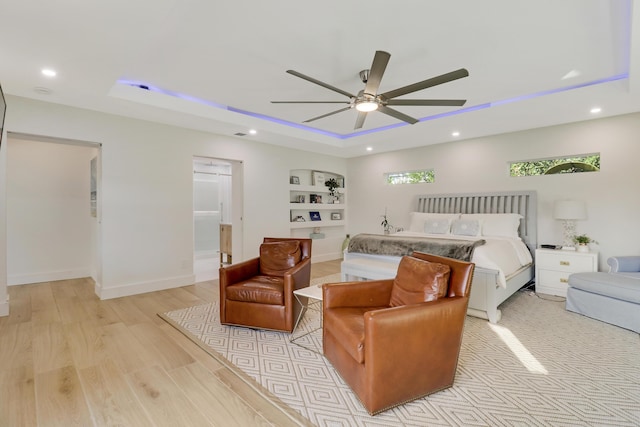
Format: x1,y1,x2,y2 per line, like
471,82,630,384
289,169,346,261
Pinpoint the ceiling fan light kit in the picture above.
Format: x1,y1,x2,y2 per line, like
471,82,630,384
273,50,469,129
355,99,378,112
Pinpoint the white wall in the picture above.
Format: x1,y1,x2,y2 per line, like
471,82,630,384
347,112,640,271
6,137,98,285
0,127,7,315
0,95,347,302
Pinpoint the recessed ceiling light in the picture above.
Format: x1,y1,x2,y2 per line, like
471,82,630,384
41,68,57,77
452,131,460,137
366,147,373,152
249,129,257,135
590,107,602,114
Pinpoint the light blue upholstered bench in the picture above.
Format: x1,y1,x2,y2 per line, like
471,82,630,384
566,256,640,333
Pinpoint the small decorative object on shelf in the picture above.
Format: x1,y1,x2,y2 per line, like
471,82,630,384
290,176,300,184
310,194,322,204
312,171,325,186
325,178,340,203
292,215,305,222
331,212,341,220
573,234,597,253
310,211,321,221
310,227,325,239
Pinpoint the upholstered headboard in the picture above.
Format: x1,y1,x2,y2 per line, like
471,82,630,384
415,191,537,254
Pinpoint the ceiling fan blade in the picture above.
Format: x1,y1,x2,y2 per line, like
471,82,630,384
364,50,390,95
378,105,419,124
386,99,467,107
379,68,469,100
354,111,367,129
286,70,355,99
303,106,352,123
271,101,350,104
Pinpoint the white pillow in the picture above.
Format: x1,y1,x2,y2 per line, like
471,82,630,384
408,212,460,232
423,218,451,234
460,213,523,238
451,219,481,236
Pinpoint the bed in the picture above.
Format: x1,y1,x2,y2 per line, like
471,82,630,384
341,191,537,323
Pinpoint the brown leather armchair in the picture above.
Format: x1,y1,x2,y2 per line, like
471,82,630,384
219,237,312,332
322,252,474,415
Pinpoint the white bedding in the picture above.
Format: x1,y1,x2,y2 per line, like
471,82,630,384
390,231,533,287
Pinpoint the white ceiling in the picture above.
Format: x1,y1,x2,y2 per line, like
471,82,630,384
1,0,639,158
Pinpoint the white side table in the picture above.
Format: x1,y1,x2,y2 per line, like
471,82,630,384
291,285,323,353
535,248,598,297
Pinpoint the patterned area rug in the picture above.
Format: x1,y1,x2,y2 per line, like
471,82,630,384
160,275,640,426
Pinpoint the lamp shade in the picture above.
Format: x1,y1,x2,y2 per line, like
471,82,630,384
553,200,587,220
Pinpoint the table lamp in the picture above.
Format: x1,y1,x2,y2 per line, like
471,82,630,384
553,200,586,250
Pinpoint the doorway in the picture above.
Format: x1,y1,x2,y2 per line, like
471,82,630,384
193,156,233,282
5,132,102,287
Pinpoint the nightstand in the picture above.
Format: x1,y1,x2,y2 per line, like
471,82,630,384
535,249,598,297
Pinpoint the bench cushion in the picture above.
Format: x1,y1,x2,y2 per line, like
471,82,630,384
568,272,640,304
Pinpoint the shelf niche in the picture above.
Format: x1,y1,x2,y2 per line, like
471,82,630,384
289,169,347,262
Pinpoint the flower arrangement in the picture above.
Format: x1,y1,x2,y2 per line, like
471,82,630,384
380,207,392,233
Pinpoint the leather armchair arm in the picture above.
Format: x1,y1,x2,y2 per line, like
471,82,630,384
323,280,394,309
219,257,260,288
364,297,469,369
285,258,312,290
607,256,640,273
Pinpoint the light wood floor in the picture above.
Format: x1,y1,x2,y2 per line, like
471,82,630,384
0,259,341,427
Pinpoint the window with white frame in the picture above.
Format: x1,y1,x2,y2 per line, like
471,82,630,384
510,153,600,177
385,169,435,184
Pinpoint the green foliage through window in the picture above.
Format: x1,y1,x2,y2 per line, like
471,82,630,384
510,154,600,177
386,170,435,184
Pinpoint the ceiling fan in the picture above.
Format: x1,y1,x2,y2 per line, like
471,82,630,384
272,50,469,129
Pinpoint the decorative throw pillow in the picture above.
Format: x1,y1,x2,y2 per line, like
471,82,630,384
390,256,451,307
408,212,460,232
460,213,523,238
259,241,302,276
451,219,481,236
423,218,451,234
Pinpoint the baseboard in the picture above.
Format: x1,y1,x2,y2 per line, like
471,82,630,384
0,295,9,317
8,268,93,286
97,273,196,300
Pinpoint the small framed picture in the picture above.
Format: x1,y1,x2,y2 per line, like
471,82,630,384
310,194,322,204
331,212,341,220
312,171,325,186
290,176,300,184
309,211,321,221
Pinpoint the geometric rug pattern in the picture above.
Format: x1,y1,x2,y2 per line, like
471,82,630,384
161,275,640,427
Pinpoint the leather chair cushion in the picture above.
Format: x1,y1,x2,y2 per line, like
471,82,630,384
225,275,285,305
260,241,302,276
390,256,451,307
